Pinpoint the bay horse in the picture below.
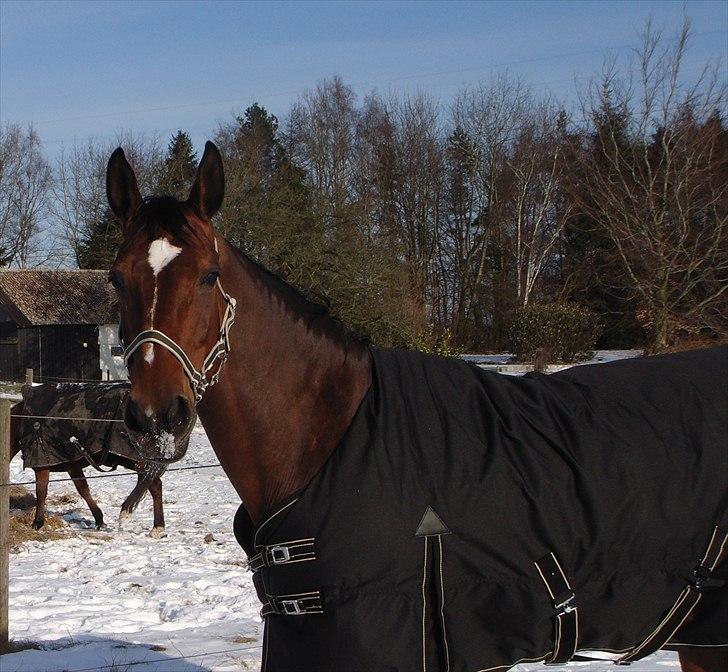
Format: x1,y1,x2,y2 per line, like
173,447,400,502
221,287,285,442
107,142,726,672
10,400,167,535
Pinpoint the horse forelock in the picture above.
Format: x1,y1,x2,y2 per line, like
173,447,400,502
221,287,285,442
119,196,213,254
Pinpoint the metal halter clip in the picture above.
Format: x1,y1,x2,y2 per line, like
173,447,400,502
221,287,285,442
270,546,291,564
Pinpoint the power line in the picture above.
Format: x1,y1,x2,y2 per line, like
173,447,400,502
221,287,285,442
29,28,727,132
37,58,724,149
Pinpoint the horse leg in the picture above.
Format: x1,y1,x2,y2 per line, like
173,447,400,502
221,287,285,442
119,469,147,528
678,647,728,672
31,468,49,529
148,476,166,538
68,465,104,530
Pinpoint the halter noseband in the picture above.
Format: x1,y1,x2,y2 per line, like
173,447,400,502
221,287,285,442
123,237,237,403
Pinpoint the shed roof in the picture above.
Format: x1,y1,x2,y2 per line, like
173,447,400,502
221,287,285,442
0,270,118,327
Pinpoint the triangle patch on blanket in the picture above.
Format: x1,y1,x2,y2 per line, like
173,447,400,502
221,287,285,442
414,505,451,537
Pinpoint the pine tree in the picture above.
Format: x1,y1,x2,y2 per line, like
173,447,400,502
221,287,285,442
217,104,312,260
560,99,643,347
77,208,123,269
158,131,197,200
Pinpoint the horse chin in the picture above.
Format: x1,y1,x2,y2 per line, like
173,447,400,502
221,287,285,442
134,428,191,464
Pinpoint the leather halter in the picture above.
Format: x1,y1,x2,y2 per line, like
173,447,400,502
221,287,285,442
123,237,237,403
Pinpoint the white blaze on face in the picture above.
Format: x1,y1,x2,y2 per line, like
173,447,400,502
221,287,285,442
145,238,183,366
148,238,183,276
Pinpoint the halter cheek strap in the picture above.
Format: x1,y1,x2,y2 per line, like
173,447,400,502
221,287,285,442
123,237,237,403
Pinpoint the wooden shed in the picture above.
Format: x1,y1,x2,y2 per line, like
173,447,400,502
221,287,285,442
0,270,122,382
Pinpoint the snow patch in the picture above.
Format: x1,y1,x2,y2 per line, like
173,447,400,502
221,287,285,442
5,384,677,672
156,431,177,460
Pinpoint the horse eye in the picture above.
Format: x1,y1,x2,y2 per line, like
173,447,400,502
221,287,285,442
108,271,124,292
201,270,219,286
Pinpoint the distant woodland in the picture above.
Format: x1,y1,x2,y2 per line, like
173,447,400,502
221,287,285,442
2,21,726,354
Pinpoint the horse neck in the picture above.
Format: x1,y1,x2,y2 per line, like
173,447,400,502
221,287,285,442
197,238,372,525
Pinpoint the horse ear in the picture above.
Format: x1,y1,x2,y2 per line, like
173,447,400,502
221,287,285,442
187,141,224,221
106,148,142,230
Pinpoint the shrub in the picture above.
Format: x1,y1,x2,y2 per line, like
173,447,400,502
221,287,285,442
509,303,602,363
408,327,465,358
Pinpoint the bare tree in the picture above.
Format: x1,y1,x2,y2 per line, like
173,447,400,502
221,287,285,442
446,75,533,345
287,77,358,221
0,124,53,266
52,132,163,266
354,92,444,325
51,139,108,266
575,18,728,348
507,106,573,306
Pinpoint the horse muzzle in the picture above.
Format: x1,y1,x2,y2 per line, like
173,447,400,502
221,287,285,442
124,394,195,463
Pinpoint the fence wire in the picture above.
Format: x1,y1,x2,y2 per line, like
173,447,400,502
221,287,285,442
1,462,225,489
2,407,223,488
10,413,125,423
59,643,264,672
2,389,254,669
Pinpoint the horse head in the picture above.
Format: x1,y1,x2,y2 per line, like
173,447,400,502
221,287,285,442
107,142,232,463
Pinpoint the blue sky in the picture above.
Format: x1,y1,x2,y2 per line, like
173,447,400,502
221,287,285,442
1,0,726,159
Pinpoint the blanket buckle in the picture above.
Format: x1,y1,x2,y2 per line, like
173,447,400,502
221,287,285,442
554,591,576,614
270,545,291,564
281,599,303,614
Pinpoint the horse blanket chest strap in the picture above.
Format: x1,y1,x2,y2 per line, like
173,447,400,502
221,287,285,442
247,538,317,573
260,590,324,617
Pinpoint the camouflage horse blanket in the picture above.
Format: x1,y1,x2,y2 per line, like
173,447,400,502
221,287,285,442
16,382,139,469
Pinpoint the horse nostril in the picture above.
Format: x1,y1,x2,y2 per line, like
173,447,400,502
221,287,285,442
124,398,148,434
165,395,193,433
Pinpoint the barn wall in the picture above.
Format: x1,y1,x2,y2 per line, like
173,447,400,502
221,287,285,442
99,323,126,380
16,325,101,382
39,325,101,382
18,328,39,380
0,320,20,380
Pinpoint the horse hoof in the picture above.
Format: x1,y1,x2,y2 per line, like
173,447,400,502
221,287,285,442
31,521,44,530
149,526,167,539
118,510,132,529
96,523,108,531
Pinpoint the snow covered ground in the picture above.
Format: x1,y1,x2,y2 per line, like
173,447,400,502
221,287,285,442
4,360,680,672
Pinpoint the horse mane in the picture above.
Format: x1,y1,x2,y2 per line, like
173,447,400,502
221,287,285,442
134,196,368,346
231,245,369,347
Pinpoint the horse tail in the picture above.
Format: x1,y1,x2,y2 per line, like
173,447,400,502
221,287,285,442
120,461,167,514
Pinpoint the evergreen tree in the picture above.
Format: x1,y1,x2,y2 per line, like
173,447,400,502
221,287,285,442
216,104,313,264
77,208,122,269
158,131,197,200
559,105,644,347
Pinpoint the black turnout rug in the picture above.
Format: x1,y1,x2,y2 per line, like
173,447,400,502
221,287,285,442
16,382,137,469
235,346,727,672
